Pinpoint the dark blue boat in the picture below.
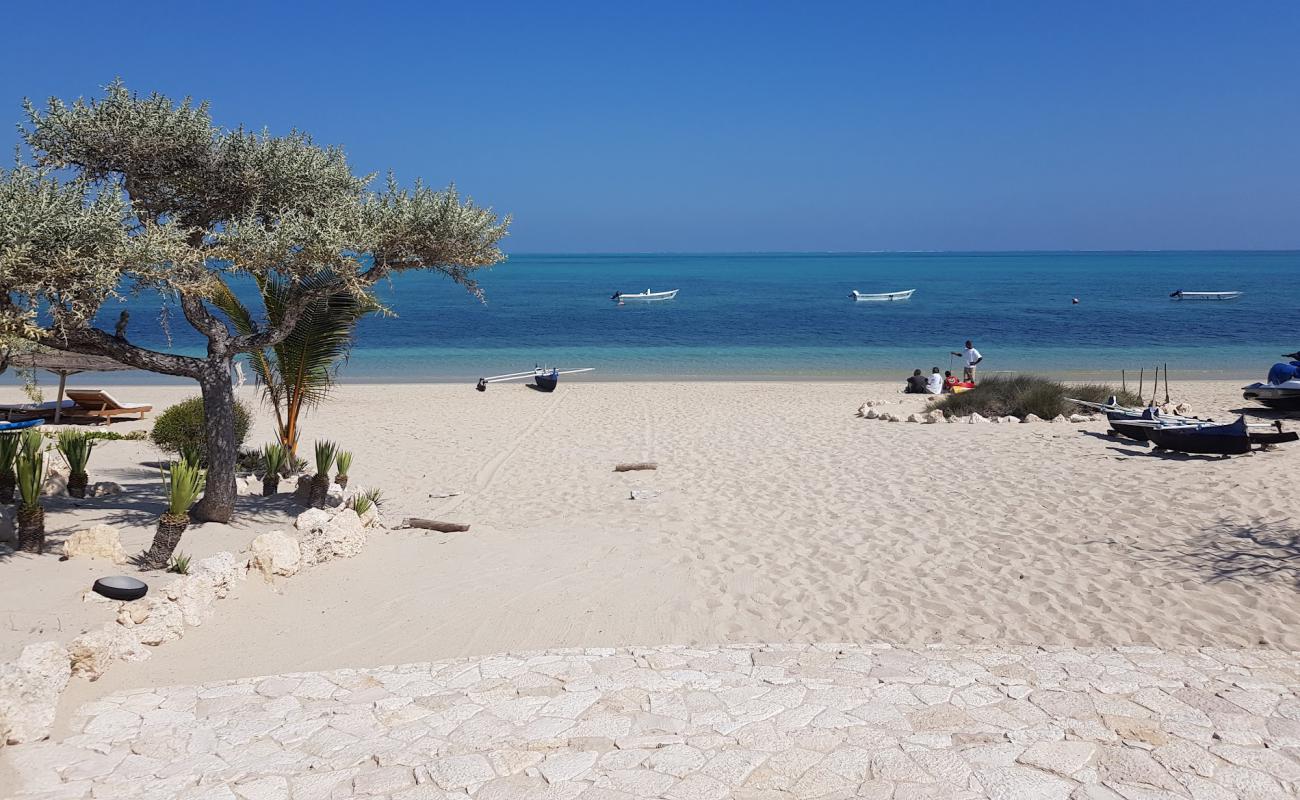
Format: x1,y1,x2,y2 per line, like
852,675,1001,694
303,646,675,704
1146,416,1251,456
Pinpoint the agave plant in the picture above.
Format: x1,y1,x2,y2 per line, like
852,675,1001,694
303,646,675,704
348,487,383,518
140,459,206,570
14,446,45,553
310,440,338,508
261,442,288,496
334,450,352,488
0,433,18,504
210,275,380,461
57,430,96,498
19,428,43,459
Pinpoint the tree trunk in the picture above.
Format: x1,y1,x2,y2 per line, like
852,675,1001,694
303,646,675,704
141,513,188,570
193,364,238,523
17,505,44,553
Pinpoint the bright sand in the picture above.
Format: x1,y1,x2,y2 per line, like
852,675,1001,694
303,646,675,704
1,380,1297,733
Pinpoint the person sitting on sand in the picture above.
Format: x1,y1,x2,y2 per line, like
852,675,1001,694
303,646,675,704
926,367,943,394
904,369,928,394
943,370,960,392
950,340,983,381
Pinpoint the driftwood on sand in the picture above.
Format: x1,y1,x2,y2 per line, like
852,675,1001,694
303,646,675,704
402,519,471,533
614,462,658,472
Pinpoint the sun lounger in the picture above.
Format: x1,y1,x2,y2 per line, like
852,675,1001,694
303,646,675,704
0,399,76,421
64,389,153,422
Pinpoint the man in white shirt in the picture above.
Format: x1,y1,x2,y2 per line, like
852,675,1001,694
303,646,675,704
950,340,983,381
926,367,943,394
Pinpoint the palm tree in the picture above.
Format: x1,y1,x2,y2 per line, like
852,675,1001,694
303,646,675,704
211,276,379,461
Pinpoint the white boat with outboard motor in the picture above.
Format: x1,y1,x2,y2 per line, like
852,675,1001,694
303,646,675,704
850,289,915,302
612,289,678,303
1242,352,1300,411
1169,290,1242,301
476,367,595,393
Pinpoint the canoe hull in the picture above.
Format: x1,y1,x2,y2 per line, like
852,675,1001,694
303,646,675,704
1147,417,1252,456
533,371,559,392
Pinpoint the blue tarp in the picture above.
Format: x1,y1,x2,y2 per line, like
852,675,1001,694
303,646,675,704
1267,362,1300,385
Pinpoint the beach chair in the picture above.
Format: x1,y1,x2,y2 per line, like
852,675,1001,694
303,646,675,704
64,389,153,423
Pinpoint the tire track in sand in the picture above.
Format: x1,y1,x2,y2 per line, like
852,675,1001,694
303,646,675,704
431,390,566,518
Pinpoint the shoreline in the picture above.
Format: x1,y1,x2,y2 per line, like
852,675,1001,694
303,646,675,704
0,370,1267,388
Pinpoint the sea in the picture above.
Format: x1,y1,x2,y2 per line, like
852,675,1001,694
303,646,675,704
11,251,1300,385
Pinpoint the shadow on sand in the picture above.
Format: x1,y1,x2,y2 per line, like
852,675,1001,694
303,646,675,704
1156,520,1300,588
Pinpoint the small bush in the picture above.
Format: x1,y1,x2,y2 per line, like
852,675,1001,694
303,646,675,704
929,375,1143,420
82,430,148,442
150,396,252,461
167,552,191,574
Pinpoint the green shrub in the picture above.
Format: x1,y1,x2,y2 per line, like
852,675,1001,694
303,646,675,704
149,396,252,461
928,375,1143,420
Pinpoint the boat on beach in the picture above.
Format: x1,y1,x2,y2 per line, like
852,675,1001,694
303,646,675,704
612,289,678,302
850,289,915,302
1242,353,1300,411
1169,290,1242,301
1146,416,1254,456
476,367,595,392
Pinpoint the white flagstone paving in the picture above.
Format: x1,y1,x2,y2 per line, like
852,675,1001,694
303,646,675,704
5,643,1299,799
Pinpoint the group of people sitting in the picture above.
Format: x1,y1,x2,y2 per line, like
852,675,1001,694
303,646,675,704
905,367,974,394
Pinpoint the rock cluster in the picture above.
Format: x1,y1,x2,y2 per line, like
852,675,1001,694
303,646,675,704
248,530,302,577
0,643,70,746
59,524,127,564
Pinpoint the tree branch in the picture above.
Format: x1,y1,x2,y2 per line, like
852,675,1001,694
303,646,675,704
25,321,203,377
180,293,231,350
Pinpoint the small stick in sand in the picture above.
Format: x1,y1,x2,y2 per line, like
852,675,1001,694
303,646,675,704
403,518,471,533
614,462,658,472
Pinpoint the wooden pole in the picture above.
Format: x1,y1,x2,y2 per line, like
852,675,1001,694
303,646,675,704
1138,368,1143,400
53,371,68,425
1164,363,1170,404
1122,369,1126,393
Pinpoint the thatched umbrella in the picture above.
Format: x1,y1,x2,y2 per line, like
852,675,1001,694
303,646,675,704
5,352,134,423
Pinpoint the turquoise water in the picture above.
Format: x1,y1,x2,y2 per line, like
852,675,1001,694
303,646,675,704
16,251,1300,384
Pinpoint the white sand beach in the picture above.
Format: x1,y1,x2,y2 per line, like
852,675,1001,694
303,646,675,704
0,379,1292,693
3,378,1299,796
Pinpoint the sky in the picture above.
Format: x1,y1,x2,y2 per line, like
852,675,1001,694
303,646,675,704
2,1,1298,252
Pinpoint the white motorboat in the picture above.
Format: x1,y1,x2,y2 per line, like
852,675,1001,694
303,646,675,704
850,289,915,302
1169,290,1242,301
1242,355,1300,411
612,289,678,302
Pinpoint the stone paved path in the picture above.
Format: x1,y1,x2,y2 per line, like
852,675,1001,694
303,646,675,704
5,644,1299,799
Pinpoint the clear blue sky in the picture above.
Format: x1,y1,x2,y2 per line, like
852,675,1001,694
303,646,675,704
3,1,1297,252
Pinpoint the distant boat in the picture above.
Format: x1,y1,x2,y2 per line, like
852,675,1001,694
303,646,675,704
1169,290,1242,301
613,289,678,303
851,289,915,302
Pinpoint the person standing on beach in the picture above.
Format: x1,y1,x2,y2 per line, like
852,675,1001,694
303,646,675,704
951,340,983,381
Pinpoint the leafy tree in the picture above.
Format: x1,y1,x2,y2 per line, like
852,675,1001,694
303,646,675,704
0,82,509,521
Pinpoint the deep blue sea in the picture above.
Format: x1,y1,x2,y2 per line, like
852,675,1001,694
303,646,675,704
14,251,1300,384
